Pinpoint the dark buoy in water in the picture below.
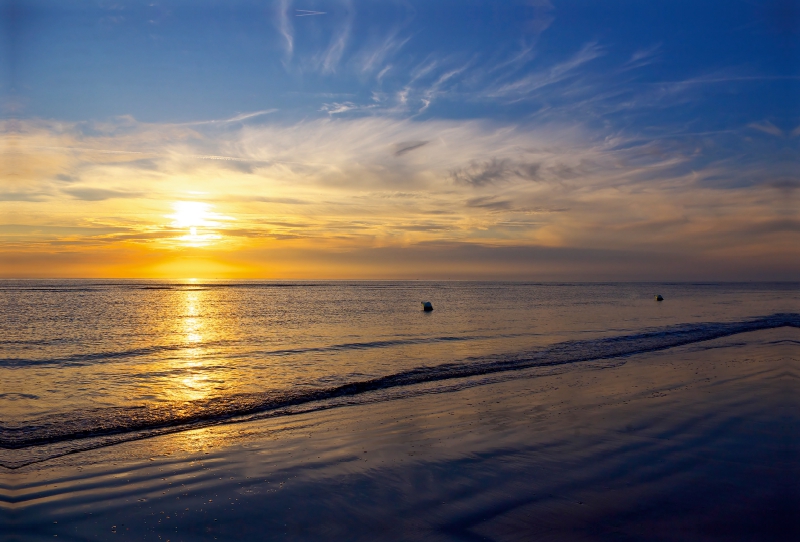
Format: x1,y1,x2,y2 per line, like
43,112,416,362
655,294,664,301
421,301,433,311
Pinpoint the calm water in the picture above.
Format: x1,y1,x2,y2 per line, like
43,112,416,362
1,281,798,467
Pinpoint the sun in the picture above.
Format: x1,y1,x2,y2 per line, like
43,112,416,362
171,201,213,229
168,201,227,247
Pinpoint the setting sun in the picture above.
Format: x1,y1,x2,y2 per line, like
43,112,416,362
168,201,229,248
1,2,796,540
170,201,214,229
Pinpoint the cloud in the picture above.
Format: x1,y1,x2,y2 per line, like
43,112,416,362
315,1,353,74
320,102,361,115
63,188,144,201
452,158,515,186
357,33,410,75
767,179,800,191
3,115,795,280
418,63,471,112
1,3,795,279
252,197,310,204
748,121,784,137
487,44,536,75
624,43,662,69
376,65,392,83
105,158,160,170
745,219,800,234
488,42,603,99
451,158,541,186
0,224,128,236
277,0,294,58
393,140,429,156
525,0,555,35
466,196,513,210
295,9,326,17
177,110,278,126
0,191,50,202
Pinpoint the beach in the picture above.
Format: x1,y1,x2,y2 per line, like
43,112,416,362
4,0,796,538
3,325,797,541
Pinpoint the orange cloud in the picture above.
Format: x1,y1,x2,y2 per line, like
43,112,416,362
1,117,796,279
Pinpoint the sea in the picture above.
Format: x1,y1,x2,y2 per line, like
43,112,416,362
1,281,798,469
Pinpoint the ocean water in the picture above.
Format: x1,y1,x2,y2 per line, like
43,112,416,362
1,280,798,468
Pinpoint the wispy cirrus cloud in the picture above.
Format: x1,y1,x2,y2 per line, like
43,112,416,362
295,9,326,17
748,121,784,137
356,32,411,75
418,63,472,112
320,101,362,115
176,110,278,126
622,43,662,70
487,44,536,76
277,0,294,59
312,0,353,74
487,42,604,100
3,1,795,279
2,113,796,279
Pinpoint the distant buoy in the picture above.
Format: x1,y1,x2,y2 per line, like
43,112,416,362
655,295,664,301
421,301,433,311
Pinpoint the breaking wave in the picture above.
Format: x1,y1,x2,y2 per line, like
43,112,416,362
1,312,797,468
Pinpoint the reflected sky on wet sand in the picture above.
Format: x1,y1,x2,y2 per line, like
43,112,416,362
2,327,798,540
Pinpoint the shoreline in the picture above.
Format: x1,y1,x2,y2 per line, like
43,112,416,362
3,327,799,541
4,312,798,468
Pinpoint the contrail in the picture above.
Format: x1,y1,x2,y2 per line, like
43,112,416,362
295,9,326,16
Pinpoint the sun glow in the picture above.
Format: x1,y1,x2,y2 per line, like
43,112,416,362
168,201,228,247
171,201,213,228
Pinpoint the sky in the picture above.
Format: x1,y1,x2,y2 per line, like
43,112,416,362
1,0,798,279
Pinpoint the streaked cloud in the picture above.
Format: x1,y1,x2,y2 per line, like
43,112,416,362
748,121,784,137
393,140,429,156
357,33,410,75
487,42,603,100
3,113,794,278
177,110,278,126
63,188,144,201
451,159,541,187
0,191,50,202
1,1,795,279
312,0,353,74
277,0,295,59
295,9,326,17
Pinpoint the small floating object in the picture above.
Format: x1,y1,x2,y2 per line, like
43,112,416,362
421,301,434,311
655,294,664,301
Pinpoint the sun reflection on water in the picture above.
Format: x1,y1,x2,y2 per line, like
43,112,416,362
171,287,216,402
183,290,203,344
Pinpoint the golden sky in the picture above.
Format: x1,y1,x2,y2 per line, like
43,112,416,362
1,2,797,280
2,116,796,280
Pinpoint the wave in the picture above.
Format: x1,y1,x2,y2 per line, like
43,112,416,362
1,313,798,462
0,342,224,368
250,334,498,358
0,333,513,368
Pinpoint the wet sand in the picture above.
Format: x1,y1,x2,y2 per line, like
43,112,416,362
2,327,798,541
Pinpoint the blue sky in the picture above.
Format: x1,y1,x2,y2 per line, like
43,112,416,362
1,1,798,279
7,1,796,125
